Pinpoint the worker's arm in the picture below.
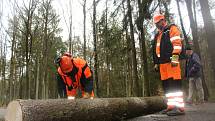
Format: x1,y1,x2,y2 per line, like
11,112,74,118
169,25,182,66
56,73,67,98
190,53,201,74
169,25,182,55
80,64,94,98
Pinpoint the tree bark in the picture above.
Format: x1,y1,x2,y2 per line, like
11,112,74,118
93,0,99,97
83,0,86,60
184,0,200,55
122,1,132,97
105,0,110,97
5,97,166,121
69,0,73,54
176,0,189,46
127,0,140,96
137,0,152,97
199,0,215,99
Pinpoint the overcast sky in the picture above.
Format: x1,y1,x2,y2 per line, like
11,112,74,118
0,0,214,43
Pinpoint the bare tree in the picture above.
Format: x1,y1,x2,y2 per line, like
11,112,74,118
122,0,132,97
176,0,189,46
127,0,140,96
93,0,100,97
16,0,38,99
136,0,153,97
83,0,87,60
184,0,200,54
8,15,19,101
199,0,215,98
68,0,73,54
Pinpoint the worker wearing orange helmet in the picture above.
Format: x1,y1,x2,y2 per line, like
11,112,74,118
152,14,185,116
55,52,94,99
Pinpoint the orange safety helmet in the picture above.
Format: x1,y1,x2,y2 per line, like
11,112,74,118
59,53,73,73
153,14,165,24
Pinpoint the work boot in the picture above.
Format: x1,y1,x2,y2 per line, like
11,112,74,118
166,107,185,116
185,100,192,106
159,109,170,114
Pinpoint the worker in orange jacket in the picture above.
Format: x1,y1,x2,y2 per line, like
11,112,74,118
55,52,94,99
152,14,185,116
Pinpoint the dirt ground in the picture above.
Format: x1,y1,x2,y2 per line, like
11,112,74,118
127,103,215,121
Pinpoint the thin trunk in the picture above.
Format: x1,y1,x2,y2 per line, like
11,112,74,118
137,0,150,97
105,0,110,97
1,40,6,104
83,0,86,60
35,56,40,99
19,62,24,99
43,3,49,99
127,0,140,96
184,0,200,55
9,19,17,101
193,0,198,30
176,0,189,46
162,1,170,23
69,0,73,54
122,1,131,97
93,0,99,97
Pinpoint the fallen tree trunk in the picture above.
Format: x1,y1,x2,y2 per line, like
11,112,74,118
5,96,166,121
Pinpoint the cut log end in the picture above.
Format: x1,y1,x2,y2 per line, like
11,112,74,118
5,100,22,121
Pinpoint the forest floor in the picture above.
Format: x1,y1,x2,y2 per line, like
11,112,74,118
1,103,215,121
128,102,215,121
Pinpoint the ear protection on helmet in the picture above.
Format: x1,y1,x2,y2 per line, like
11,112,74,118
55,52,72,65
63,52,72,57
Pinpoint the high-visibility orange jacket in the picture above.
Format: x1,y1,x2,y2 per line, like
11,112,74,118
153,24,182,81
153,24,182,64
57,57,94,97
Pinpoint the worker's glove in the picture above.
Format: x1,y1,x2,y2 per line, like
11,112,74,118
83,92,92,99
67,96,75,100
171,55,179,67
154,64,159,72
67,86,73,91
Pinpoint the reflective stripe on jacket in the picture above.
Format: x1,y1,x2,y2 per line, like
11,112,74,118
153,24,182,64
57,58,93,96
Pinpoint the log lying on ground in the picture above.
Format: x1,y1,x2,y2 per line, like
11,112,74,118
5,96,166,121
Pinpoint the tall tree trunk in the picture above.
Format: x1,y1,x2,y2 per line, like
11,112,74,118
199,0,215,99
184,0,200,55
105,0,110,97
93,0,99,97
193,0,198,31
42,1,49,99
1,39,7,104
127,0,140,96
193,0,209,101
162,1,170,23
176,0,189,46
19,61,24,99
83,0,86,60
21,0,37,99
69,0,73,54
137,0,150,97
25,21,30,99
9,18,17,101
35,56,40,99
122,1,132,97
